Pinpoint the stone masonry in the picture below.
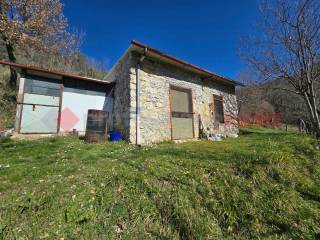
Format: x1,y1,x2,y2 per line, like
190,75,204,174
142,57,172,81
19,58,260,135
106,53,132,140
108,51,239,145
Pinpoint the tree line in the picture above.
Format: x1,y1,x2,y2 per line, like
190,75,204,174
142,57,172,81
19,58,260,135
0,0,107,86
0,0,107,129
239,0,320,138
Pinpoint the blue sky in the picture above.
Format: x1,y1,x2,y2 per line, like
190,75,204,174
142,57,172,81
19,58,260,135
62,0,259,79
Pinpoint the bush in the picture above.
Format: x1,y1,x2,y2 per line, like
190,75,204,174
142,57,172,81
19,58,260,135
0,67,16,130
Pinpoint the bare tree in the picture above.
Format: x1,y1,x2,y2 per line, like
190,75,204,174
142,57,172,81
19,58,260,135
0,0,79,88
235,69,262,115
242,0,320,137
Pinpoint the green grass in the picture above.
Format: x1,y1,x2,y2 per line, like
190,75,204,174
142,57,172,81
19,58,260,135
0,128,319,239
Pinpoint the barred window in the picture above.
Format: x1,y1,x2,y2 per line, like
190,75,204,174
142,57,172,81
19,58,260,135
213,95,224,123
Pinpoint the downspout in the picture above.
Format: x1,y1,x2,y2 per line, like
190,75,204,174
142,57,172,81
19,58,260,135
136,48,147,145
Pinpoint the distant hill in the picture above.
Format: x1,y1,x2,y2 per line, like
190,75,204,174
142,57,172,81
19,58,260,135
237,78,320,125
0,39,108,79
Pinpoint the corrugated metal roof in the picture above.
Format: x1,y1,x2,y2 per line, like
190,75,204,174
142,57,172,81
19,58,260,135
0,60,113,84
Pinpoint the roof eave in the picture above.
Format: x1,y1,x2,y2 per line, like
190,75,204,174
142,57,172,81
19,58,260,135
0,60,113,85
131,40,244,87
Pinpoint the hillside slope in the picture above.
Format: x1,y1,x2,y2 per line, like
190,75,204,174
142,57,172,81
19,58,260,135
236,78,320,125
0,128,319,239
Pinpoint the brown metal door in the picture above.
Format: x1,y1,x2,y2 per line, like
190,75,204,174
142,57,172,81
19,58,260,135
170,86,194,140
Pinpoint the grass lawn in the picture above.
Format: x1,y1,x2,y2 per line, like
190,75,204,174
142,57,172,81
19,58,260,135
0,128,320,239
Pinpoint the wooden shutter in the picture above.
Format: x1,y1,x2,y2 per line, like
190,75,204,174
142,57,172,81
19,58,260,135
213,95,224,123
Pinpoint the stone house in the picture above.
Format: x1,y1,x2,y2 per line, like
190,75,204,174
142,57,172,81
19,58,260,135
0,40,243,144
106,41,243,144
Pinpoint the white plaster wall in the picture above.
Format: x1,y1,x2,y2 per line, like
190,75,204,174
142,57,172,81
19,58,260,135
60,91,113,133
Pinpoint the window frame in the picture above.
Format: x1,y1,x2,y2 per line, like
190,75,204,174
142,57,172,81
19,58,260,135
213,94,225,123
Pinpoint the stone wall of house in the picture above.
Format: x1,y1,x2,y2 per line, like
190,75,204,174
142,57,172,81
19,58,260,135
106,52,133,140
128,55,239,144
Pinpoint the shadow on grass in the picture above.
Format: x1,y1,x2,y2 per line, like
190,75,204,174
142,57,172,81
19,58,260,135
239,129,255,135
